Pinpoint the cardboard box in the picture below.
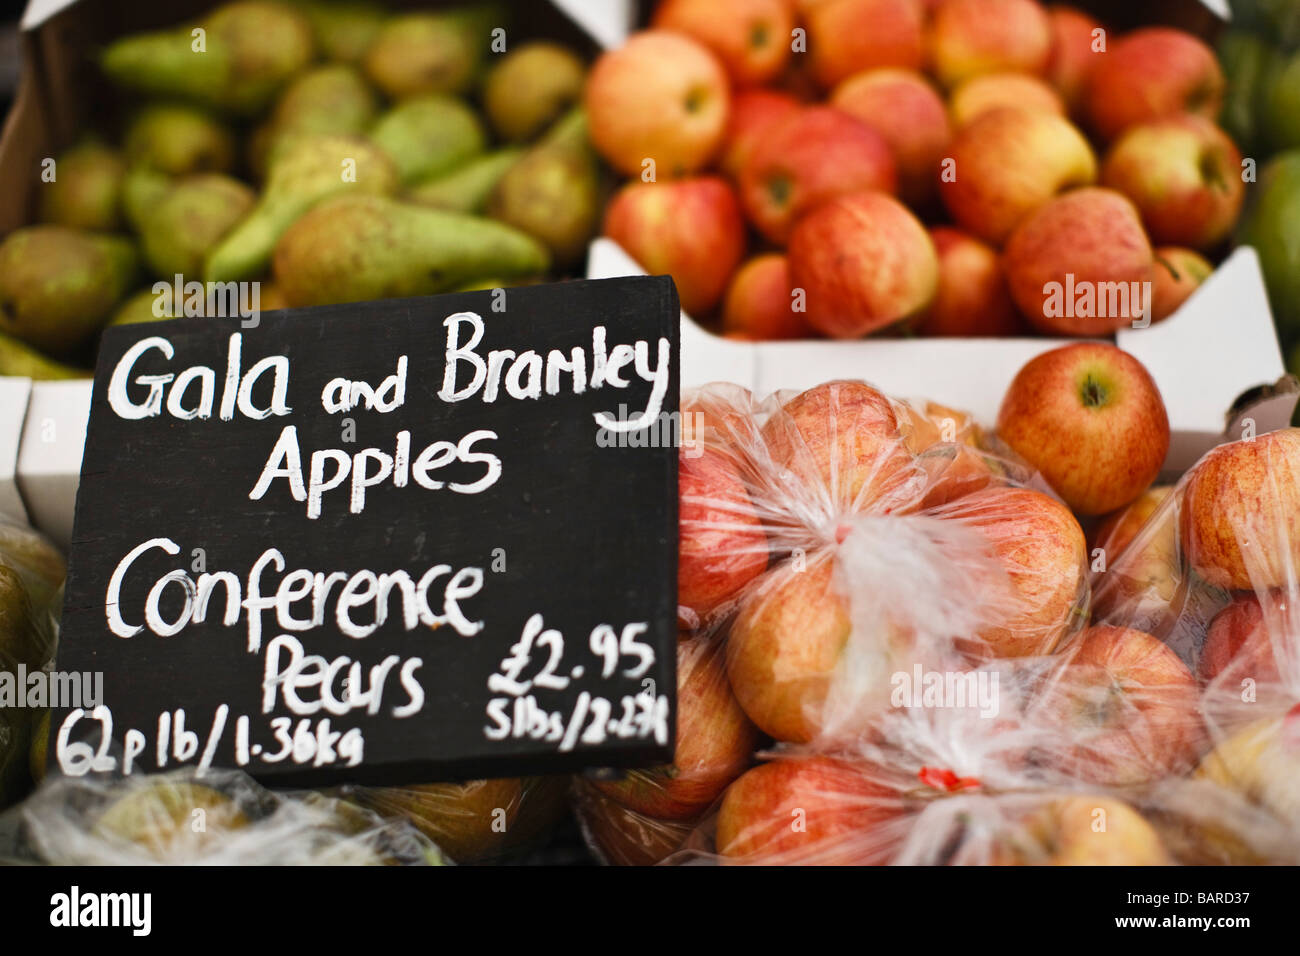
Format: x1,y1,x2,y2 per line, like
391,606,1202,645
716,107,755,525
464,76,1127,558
0,0,634,542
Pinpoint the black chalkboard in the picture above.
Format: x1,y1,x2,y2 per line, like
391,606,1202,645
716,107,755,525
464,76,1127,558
51,276,680,788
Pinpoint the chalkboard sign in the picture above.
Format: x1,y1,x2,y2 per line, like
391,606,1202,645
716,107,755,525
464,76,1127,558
51,276,680,788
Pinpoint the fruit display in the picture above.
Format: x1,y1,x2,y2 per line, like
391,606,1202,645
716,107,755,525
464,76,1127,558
584,0,1247,340
0,1,603,378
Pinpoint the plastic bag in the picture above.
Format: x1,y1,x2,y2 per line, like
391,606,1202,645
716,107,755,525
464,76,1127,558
0,767,446,865
350,774,569,864
678,380,1089,748
1089,427,1300,857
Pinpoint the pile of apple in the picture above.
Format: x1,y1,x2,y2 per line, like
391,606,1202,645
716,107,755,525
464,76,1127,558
576,341,1300,864
582,0,1244,340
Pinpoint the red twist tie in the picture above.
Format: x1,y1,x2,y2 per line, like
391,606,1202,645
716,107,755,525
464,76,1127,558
918,766,981,793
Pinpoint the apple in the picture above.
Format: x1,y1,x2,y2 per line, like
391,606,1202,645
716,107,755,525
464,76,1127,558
585,30,730,178
653,0,794,87
574,782,697,865
594,636,759,818
1199,592,1287,692
996,342,1170,515
678,446,770,624
738,106,897,245
602,177,746,316
1045,5,1104,113
899,399,981,454
358,776,568,863
715,756,901,864
939,108,1097,246
719,89,802,179
759,380,925,514
928,0,1052,89
1196,706,1300,826
991,794,1171,865
1084,27,1225,142
798,0,926,89
1090,485,1182,627
830,68,952,207
1002,187,1155,335
722,254,816,340
681,383,760,453
948,73,1066,128
1044,625,1206,787
1182,428,1300,591
914,226,1024,336
1101,115,1245,252
788,191,939,338
945,486,1088,657
1150,247,1212,322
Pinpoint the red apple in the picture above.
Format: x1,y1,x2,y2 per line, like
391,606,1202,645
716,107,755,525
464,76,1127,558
585,31,730,178
759,380,924,514
1199,592,1286,689
738,106,897,245
1045,5,1104,113
719,89,802,179
1002,187,1155,335
722,254,816,340
574,782,697,865
948,73,1066,128
1084,27,1225,142
1101,115,1245,251
1044,625,1206,787
603,176,747,316
594,635,759,818
946,486,1088,657
939,108,1097,246
653,0,794,87
928,0,1052,89
678,445,770,622
715,756,901,864
996,343,1169,515
788,191,938,338
1150,247,1213,322
830,68,952,207
1182,429,1300,591
1196,708,1300,827
798,0,926,89
914,226,1023,336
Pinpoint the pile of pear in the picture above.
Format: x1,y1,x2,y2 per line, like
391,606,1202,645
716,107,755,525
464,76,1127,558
0,1,602,379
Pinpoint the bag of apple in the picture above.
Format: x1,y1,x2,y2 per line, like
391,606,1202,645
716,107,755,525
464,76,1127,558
576,379,1122,864
1084,428,1300,864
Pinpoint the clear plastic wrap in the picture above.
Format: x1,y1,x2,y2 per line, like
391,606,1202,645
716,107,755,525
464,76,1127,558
349,774,569,864
0,768,446,865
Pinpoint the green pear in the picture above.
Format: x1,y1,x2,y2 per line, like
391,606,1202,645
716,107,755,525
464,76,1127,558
121,167,174,233
122,104,237,175
0,329,88,379
1217,30,1273,157
294,0,386,63
0,227,138,352
272,194,550,307
1239,151,1300,338
139,174,256,279
487,109,600,269
369,95,486,184
0,705,31,808
39,141,126,232
249,64,380,178
0,520,65,614
452,276,543,293
483,42,586,144
101,1,315,116
1229,0,1300,50
361,6,505,100
1260,50,1300,153
204,133,399,283
0,564,47,670
110,288,173,326
408,148,523,213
